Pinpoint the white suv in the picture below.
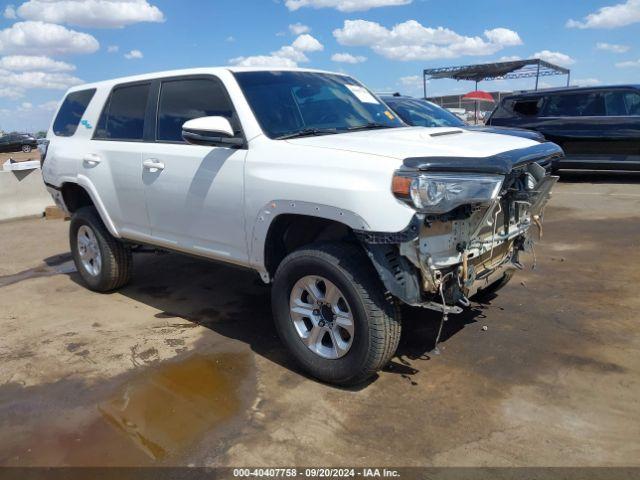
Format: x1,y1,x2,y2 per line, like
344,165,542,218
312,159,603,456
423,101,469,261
42,67,561,385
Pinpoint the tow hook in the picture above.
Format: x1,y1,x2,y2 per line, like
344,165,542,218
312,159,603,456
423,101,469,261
533,214,543,240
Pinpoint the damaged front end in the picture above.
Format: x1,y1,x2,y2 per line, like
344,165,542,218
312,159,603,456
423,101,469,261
357,142,562,314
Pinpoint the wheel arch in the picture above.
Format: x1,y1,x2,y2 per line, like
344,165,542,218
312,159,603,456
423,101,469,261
60,179,120,238
250,200,370,282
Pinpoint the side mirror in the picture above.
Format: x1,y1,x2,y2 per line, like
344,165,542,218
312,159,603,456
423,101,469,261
182,116,244,147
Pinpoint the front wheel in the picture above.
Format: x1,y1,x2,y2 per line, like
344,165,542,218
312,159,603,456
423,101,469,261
70,206,132,292
271,243,401,386
21,144,32,153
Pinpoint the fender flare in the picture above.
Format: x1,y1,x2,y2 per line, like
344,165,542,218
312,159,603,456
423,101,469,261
67,175,121,238
248,200,370,282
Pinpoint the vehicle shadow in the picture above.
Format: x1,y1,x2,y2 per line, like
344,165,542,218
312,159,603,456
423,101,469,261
558,170,640,184
62,250,483,387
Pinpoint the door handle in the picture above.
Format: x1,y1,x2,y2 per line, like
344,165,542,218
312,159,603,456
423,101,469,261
83,153,101,165
142,158,165,171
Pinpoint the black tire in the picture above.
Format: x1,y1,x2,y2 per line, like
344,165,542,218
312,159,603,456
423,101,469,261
272,242,401,386
22,145,32,153
473,270,514,301
70,206,132,292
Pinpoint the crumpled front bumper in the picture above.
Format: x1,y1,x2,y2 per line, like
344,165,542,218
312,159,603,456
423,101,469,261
360,171,558,314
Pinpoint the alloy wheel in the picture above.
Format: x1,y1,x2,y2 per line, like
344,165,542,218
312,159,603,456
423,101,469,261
289,275,355,359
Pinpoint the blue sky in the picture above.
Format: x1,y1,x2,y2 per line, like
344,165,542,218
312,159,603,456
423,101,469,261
0,0,638,132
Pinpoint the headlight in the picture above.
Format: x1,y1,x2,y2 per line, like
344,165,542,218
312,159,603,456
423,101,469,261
392,172,503,214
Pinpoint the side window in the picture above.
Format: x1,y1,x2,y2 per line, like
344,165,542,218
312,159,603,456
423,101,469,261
157,78,238,142
624,91,640,115
513,98,541,116
604,90,632,116
95,83,150,140
542,93,605,117
53,89,96,137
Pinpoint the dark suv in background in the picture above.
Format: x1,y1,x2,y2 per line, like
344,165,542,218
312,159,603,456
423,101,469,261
486,85,640,171
0,132,38,153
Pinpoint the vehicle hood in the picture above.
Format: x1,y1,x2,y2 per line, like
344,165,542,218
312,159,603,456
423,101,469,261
286,127,562,175
287,127,539,161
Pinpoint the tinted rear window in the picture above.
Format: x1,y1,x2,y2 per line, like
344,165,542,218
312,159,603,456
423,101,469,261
542,92,605,117
95,83,150,140
53,89,96,137
604,90,640,116
157,78,237,142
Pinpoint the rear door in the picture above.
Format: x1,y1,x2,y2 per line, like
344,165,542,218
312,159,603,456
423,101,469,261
141,75,249,264
88,82,152,238
599,89,640,170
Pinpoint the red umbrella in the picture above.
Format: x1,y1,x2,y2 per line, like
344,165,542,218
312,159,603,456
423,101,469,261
462,90,495,103
462,90,495,124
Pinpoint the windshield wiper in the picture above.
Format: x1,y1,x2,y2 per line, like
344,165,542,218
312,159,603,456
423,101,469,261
276,128,339,140
347,122,395,132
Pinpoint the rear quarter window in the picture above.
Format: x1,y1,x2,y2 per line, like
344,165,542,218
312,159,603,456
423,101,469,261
513,98,542,116
52,89,96,137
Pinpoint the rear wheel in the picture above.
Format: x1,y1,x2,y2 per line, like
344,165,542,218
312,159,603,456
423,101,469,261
70,206,132,292
272,243,401,386
21,144,32,153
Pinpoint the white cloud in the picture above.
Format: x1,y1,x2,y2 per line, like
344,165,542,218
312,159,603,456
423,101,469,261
4,4,17,18
0,21,99,55
107,45,119,53
567,0,640,29
333,19,522,61
0,86,24,99
533,50,576,67
0,99,62,131
572,78,601,87
289,23,310,35
39,100,59,110
291,34,323,52
398,74,425,94
399,75,421,86
285,0,411,11
331,52,367,63
0,55,75,72
225,36,235,43
124,49,143,59
498,55,522,62
12,0,165,28
0,69,83,95
230,34,323,67
229,55,298,68
616,58,640,67
596,42,630,53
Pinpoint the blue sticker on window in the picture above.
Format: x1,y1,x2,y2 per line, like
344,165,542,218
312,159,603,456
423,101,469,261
80,120,93,129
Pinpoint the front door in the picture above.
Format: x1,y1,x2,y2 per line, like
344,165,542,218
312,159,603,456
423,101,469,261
142,76,249,265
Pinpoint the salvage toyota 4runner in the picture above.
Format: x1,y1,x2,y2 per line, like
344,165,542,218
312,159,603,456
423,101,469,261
42,67,561,385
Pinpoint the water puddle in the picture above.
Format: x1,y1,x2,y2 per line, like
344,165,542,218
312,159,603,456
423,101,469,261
0,254,76,288
0,352,252,466
98,353,249,461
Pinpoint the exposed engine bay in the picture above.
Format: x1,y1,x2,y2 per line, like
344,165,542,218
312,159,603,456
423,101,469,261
358,152,560,315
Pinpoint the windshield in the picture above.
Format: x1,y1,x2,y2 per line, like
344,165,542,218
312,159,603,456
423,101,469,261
384,97,465,128
234,71,404,139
